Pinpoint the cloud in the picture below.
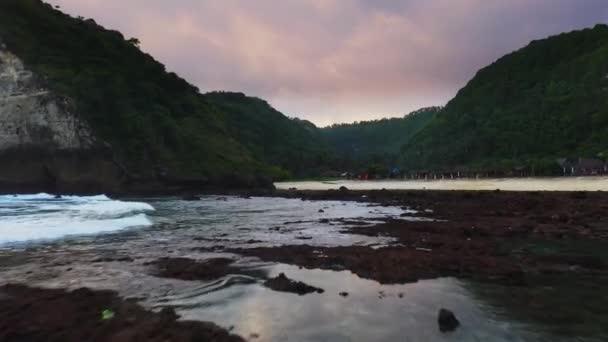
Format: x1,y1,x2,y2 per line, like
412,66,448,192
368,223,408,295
46,0,608,126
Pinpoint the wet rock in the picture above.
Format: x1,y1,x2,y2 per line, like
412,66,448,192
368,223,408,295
319,218,330,223
339,186,349,191
263,273,324,295
151,257,236,281
339,292,349,297
550,213,569,223
438,308,460,332
318,209,325,213
181,194,201,201
571,191,587,199
91,256,134,263
0,284,245,342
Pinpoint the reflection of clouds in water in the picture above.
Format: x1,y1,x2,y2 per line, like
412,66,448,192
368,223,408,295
234,291,272,340
277,177,608,192
170,265,542,341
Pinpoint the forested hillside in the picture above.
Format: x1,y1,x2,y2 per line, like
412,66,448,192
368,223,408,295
204,92,331,178
2,0,607,185
0,0,329,185
322,107,439,171
402,25,608,173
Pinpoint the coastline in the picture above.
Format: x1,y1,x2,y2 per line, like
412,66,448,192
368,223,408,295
276,176,608,192
1,188,607,340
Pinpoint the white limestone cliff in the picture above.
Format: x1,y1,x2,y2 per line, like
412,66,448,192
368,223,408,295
0,44,96,151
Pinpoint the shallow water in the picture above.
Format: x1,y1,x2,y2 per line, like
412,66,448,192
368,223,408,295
165,264,551,342
276,176,608,192
0,195,605,341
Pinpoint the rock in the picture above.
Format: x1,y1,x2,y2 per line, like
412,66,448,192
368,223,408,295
182,194,201,201
151,257,236,281
438,308,460,332
318,209,325,213
319,218,330,223
339,292,349,297
54,194,62,199
339,186,349,191
263,273,324,295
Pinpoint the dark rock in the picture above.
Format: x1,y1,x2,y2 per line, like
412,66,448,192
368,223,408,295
438,308,460,332
182,194,201,201
319,218,330,223
0,284,244,342
318,209,325,213
54,194,62,199
339,186,349,191
263,273,324,295
339,292,349,297
151,257,235,281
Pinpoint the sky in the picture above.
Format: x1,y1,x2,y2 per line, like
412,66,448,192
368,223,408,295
45,0,607,126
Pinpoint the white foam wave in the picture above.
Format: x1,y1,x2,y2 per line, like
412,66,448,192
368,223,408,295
0,194,155,245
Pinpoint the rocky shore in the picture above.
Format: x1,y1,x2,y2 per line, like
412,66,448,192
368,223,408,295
234,189,608,285
1,188,607,340
0,284,244,342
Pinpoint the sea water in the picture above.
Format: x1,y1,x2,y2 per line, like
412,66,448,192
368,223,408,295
0,193,154,245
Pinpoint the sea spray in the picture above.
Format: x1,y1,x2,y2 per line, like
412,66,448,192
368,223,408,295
0,193,154,244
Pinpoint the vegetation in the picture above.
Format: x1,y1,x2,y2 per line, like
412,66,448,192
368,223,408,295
2,0,606,179
204,92,332,178
402,25,608,174
322,107,440,172
0,0,314,180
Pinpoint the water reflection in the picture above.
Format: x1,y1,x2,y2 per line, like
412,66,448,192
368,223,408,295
159,264,549,342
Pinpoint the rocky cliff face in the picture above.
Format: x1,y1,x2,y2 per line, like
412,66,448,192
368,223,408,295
0,47,96,150
0,44,124,194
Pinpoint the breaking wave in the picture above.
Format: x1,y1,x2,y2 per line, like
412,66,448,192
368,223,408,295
0,193,154,245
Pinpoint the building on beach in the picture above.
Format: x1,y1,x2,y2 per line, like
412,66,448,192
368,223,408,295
557,158,607,176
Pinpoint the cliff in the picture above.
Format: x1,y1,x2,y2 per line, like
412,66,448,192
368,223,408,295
0,44,124,194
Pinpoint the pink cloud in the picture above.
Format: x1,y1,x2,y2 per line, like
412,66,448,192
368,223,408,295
46,0,607,125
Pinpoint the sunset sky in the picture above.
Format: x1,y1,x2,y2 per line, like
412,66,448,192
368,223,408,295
45,0,607,126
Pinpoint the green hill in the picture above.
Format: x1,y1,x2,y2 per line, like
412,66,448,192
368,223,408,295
204,92,331,178
322,107,439,171
0,0,329,189
402,25,608,173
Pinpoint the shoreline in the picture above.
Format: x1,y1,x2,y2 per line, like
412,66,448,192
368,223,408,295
276,176,608,192
238,189,608,285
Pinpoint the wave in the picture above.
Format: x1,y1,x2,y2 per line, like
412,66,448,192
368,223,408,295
0,193,155,245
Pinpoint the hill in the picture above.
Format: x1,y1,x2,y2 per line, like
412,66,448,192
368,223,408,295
322,107,439,172
204,92,331,178
0,0,327,192
402,25,608,174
